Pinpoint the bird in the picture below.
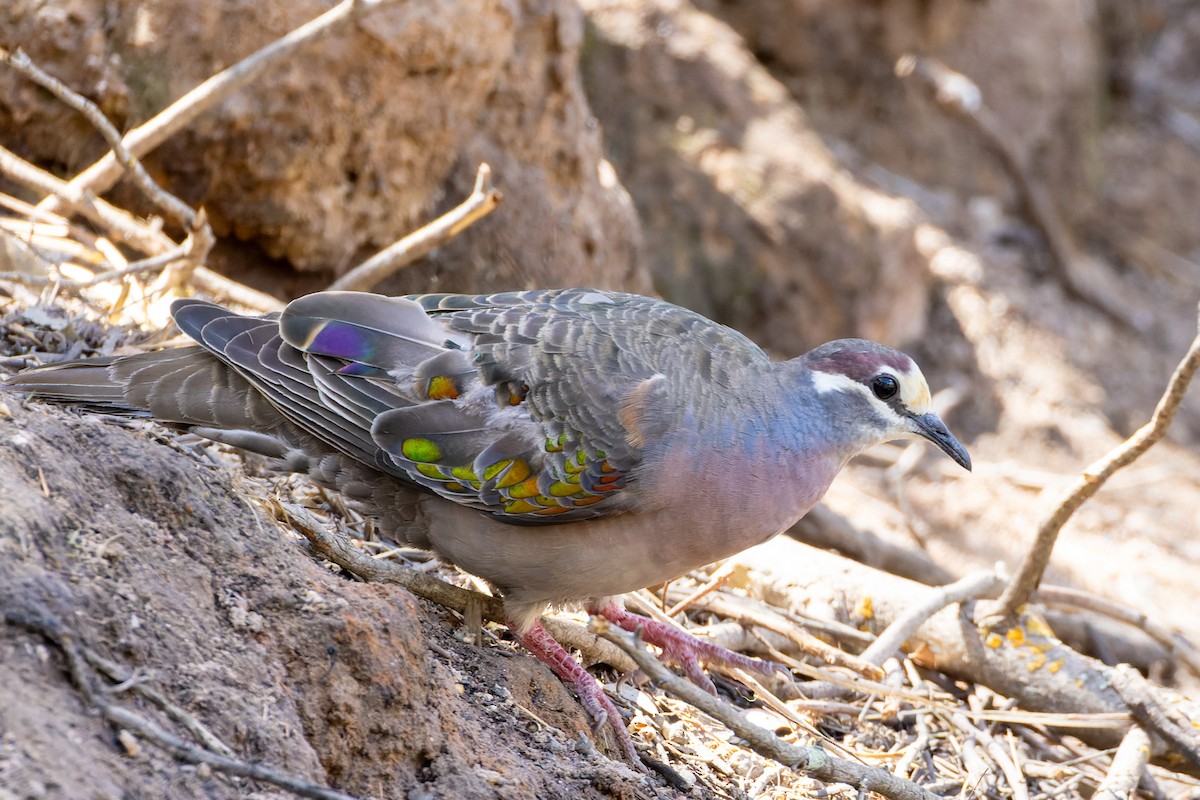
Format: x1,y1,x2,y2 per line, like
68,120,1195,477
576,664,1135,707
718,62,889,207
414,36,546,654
4,288,971,763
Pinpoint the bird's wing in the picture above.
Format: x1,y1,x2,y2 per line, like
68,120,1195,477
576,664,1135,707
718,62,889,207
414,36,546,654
398,289,681,523
175,289,697,525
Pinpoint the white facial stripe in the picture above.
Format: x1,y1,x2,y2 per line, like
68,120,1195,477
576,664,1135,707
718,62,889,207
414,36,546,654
811,370,908,426
810,370,861,396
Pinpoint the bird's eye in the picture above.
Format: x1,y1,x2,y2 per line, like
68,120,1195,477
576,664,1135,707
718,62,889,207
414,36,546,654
871,374,899,400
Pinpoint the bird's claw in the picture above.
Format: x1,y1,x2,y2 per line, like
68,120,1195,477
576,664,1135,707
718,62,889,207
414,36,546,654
516,620,645,768
595,602,790,692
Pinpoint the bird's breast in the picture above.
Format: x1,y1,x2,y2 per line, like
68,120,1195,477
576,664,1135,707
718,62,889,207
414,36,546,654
415,409,845,609
637,434,838,548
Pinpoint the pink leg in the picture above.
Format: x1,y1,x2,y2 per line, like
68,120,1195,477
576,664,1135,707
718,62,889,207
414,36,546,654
514,619,641,765
592,599,787,694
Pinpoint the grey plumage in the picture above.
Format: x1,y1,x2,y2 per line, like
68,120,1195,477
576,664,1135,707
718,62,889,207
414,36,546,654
5,287,970,763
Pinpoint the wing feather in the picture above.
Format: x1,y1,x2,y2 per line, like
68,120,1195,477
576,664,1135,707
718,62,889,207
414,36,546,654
13,288,761,527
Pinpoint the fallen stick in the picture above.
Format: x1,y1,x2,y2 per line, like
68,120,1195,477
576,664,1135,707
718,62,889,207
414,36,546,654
786,504,954,586
895,53,1131,330
1110,665,1200,774
278,501,636,673
3,607,360,800
1,47,198,232
1095,726,1150,800
0,144,281,312
1035,584,1200,678
731,537,1200,777
860,570,1004,666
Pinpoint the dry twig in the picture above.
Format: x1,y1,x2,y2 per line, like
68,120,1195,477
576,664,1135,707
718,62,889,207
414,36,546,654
81,646,234,757
860,571,1004,666
1110,665,1200,774
0,2,414,312
787,505,954,586
0,145,280,311
994,305,1200,619
731,539,1200,777
1,46,217,295
2,1,416,312
278,501,637,673
1035,583,1200,679
893,712,934,780
1,47,198,232
79,245,192,287
1095,726,1150,800
666,588,882,678
596,624,942,800
0,144,174,257
328,163,502,291
665,562,746,617
946,709,1029,800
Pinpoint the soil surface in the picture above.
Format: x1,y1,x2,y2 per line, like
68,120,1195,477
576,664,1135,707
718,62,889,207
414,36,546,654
0,402,665,799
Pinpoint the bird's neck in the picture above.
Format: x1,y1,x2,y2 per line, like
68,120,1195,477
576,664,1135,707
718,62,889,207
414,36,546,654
719,358,863,455
655,359,864,534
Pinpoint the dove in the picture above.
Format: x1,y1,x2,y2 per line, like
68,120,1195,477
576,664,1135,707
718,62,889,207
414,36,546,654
5,288,970,762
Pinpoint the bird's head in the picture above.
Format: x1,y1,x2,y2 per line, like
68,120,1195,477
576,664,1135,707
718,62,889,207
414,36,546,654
802,339,971,471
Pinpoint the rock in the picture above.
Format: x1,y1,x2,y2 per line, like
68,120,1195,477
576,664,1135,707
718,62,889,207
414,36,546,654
0,0,651,294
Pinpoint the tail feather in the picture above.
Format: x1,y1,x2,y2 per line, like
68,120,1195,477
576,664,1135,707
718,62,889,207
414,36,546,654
3,357,142,414
5,345,277,433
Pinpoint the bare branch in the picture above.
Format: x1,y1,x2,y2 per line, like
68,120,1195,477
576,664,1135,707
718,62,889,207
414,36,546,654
328,163,502,291
1110,665,1200,774
787,505,954,586
860,571,1005,666
188,265,282,313
946,707,1029,800
80,245,191,287
0,144,174,257
278,502,635,672
0,146,281,311
732,539,1200,777
895,54,1132,330
995,306,1200,618
1035,583,1200,679
667,589,883,679
82,646,234,757
665,561,746,617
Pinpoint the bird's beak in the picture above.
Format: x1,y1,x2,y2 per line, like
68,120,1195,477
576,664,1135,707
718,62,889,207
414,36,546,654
910,412,972,471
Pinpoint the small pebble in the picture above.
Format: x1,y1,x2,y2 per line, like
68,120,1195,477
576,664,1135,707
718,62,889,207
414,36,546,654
117,729,140,757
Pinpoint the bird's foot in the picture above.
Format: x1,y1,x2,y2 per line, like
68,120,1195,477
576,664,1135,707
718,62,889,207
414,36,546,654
514,619,642,766
593,600,788,694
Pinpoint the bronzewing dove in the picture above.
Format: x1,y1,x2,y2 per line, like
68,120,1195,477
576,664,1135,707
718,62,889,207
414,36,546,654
5,288,971,763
